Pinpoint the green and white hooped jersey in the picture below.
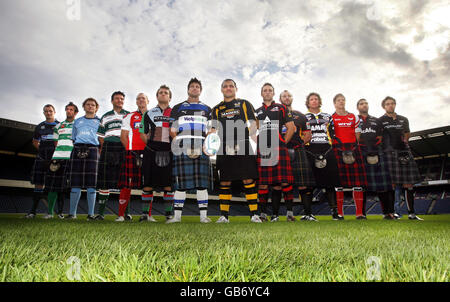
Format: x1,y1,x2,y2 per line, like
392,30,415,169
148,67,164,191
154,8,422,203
97,109,129,143
52,120,74,160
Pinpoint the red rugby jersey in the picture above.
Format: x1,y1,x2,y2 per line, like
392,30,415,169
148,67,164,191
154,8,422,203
332,112,361,144
121,111,146,151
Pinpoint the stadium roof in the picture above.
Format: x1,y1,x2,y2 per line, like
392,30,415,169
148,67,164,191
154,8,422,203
0,117,449,159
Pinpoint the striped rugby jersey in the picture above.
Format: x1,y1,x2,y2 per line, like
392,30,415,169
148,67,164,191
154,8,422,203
305,111,335,145
97,109,130,143
170,101,211,144
51,120,74,160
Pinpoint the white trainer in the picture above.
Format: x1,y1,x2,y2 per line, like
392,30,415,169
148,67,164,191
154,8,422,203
148,215,157,222
115,216,125,222
166,217,181,224
216,216,230,223
200,217,212,223
251,215,262,223
43,214,53,219
24,213,35,219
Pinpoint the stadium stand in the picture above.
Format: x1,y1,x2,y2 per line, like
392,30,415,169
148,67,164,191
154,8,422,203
0,117,449,216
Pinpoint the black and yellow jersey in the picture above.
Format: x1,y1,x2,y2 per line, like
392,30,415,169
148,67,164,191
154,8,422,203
304,111,335,146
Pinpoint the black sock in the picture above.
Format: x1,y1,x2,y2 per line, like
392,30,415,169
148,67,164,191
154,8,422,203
405,188,415,214
326,188,337,213
271,189,282,217
30,190,44,215
299,189,313,216
57,193,65,215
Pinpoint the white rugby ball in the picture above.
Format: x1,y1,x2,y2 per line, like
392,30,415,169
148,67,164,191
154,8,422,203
203,133,221,156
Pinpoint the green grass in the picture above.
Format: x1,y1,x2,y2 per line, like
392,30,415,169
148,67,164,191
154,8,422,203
0,214,448,282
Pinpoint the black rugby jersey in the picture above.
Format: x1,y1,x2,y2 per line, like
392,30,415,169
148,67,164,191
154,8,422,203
304,111,334,145
34,120,59,147
255,101,293,147
378,114,410,151
359,115,382,148
140,106,173,151
284,110,307,149
211,98,257,155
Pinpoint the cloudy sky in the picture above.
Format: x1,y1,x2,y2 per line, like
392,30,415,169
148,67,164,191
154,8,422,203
0,0,449,132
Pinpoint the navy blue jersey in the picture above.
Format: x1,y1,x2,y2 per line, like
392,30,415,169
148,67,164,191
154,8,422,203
34,120,59,148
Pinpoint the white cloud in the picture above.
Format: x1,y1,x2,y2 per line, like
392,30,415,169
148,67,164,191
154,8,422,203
0,0,448,132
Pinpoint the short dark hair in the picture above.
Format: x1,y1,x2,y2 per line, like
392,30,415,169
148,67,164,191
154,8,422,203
188,78,202,91
261,82,274,94
221,79,237,89
382,96,396,108
65,102,79,113
156,85,172,99
333,93,345,104
43,104,55,112
83,98,99,109
305,92,322,109
356,98,367,107
111,91,125,101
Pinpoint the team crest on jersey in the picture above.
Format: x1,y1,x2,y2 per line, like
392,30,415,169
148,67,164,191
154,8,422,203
270,107,279,112
234,103,240,108
219,106,226,110
133,121,141,129
134,115,140,120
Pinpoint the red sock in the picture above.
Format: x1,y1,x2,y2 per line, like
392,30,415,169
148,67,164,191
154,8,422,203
118,188,131,217
353,188,364,217
336,188,344,216
148,200,153,216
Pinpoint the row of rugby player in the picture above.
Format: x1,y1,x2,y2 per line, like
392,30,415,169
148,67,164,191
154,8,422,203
24,78,423,222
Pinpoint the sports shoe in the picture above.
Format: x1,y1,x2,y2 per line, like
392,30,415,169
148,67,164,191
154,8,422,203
139,214,148,222
166,215,174,221
383,214,394,220
251,215,262,223
125,214,133,221
332,213,344,221
148,215,157,222
24,213,35,219
200,217,212,223
270,215,279,222
166,217,181,224
58,214,65,219
115,216,125,222
86,215,95,221
303,214,319,221
94,214,104,221
356,215,367,220
65,214,77,220
43,214,53,219
408,214,424,221
286,215,296,222
259,213,269,222
216,216,230,223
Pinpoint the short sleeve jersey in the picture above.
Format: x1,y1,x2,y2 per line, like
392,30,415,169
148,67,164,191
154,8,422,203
305,111,334,146
121,111,146,151
139,105,173,151
97,109,129,143
255,101,293,147
72,116,101,146
359,115,382,148
211,98,257,155
34,120,59,148
379,114,410,151
52,120,74,160
331,112,361,145
283,110,308,149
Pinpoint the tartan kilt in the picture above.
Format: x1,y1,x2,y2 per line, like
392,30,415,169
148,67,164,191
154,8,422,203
384,148,422,185
289,148,315,187
68,145,100,188
44,160,69,192
97,142,125,189
333,143,368,188
30,144,55,186
172,154,211,191
216,155,258,181
142,148,172,189
305,144,341,188
117,150,144,189
360,146,392,192
257,145,294,185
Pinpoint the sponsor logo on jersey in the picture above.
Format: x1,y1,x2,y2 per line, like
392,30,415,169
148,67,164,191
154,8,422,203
133,121,141,129
220,109,240,119
270,107,279,111
311,124,327,131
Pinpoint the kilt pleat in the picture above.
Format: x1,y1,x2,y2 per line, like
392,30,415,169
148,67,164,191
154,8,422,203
333,143,368,188
172,154,211,190
117,150,144,189
384,149,422,185
289,148,316,187
360,146,392,192
44,160,69,192
30,144,55,186
257,145,294,185
97,142,125,189
68,145,99,188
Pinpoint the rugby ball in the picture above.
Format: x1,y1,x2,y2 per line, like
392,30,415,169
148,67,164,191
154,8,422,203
203,133,221,156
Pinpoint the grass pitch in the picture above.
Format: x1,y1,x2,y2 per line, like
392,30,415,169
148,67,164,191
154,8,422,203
0,214,448,282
